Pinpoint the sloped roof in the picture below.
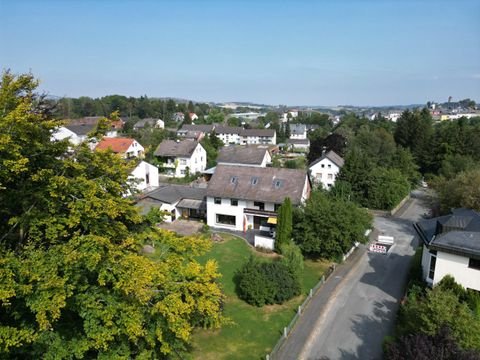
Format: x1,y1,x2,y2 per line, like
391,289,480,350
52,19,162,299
309,150,344,168
134,118,161,128
154,140,199,157
180,124,215,133
290,124,306,135
206,165,308,205
287,138,310,145
96,137,136,153
242,128,275,137
414,208,480,259
65,123,96,136
217,146,269,165
142,183,206,204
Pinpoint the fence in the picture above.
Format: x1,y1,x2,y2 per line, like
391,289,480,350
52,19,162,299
265,264,336,360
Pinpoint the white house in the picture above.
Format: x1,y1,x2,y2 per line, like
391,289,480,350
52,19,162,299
130,161,159,192
206,165,311,249
154,140,206,177
414,208,480,291
286,138,310,152
95,137,145,159
133,118,164,131
289,124,307,140
309,150,344,189
281,110,299,123
189,112,199,122
136,184,206,222
214,126,276,145
216,145,271,167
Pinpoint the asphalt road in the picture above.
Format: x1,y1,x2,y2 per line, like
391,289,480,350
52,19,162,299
277,192,428,360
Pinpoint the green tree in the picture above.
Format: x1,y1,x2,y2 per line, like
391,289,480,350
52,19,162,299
434,168,480,212
293,191,372,260
0,71,225,358
365,167,410,210
275,197,292,253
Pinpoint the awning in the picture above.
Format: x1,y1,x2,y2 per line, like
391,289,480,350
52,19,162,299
267,217,277,225
176,199,206,210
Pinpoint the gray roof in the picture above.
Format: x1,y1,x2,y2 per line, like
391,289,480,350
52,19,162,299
141,183,206,204
242,128,275,137
217,146,269,165
309,150,344,168
214,125,241,135
290,124,306,135
206,165,308,205
180,124,215,133
65,123,96,136
414,208,480,259
134,118,160,128
214,126,275,137
154,140,199,157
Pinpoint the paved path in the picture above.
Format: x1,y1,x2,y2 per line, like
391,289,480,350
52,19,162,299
275,193,428,360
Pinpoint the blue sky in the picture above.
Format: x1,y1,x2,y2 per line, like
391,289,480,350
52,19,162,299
1,0,479,106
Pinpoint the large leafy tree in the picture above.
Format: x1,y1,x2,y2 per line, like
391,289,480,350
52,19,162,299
0,71,224,358
434,168,480,212
293,191,372,260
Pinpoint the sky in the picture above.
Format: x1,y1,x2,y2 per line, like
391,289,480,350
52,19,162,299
1,0,479,106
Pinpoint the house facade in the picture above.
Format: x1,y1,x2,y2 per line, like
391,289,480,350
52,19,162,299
309,150,344,189
130,161,159,192
154,140,206,177
206,165,311,248
214,126,276,145
289,124,307,140
133,118,164,130
414,208,480,291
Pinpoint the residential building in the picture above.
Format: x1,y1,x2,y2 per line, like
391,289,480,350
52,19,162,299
130,161,159,192
52,116,121,145
289,124,307,140
309,150,344,189
206,165,311,249
154,140,206,177
414,208,480,291
281,110,299,122
136,184,206,222
95,137,145,159
189,112,199,122
286,138,310,151
214,126,276,145
173,112,185,122
177,124,214,141
216,145,272,167
133,118,164,130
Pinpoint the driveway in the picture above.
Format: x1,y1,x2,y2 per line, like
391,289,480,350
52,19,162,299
276,193,428,360
156,219,203,236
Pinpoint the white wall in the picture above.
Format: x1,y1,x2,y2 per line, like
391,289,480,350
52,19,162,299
433,250,480,291
309,158,340,189
52,126,82,145
125,140,145,158
254,235,275,250
206,197,277,231
174,143,206,177
130,161,159,192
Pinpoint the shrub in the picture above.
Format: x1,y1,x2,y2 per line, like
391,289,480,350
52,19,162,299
236,257,301,307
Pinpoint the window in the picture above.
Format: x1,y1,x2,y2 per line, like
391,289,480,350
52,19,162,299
469,258,480,270
230,176,238,184
274,179,284,189
214,197,221,205
180,159,187,165
317,173,323,179
428,252,437,280
327,174,333,180
328,164,331,168
216,214,236,226
274,203,281,212
321,164,325,168
254,201,264,210
231,199,238,206
251,176,259,185
180,170,186,175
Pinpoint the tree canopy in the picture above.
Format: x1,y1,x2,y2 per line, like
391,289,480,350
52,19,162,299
0,71,225,358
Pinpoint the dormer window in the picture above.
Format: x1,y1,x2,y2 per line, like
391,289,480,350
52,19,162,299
251,177,259,185
230,176,238,184
274,179,284,189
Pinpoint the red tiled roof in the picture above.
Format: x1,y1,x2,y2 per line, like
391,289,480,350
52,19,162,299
96,137,135,153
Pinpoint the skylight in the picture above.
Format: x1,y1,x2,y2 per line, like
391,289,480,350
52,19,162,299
251,176,259,185
274,179,284,189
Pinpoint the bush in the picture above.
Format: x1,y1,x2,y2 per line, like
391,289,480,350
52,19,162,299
279,242,304,280
236,257,301,307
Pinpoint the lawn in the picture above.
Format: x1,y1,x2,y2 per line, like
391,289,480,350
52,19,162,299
185,234,330,360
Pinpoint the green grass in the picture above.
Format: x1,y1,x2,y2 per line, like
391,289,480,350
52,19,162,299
186,235,329,360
